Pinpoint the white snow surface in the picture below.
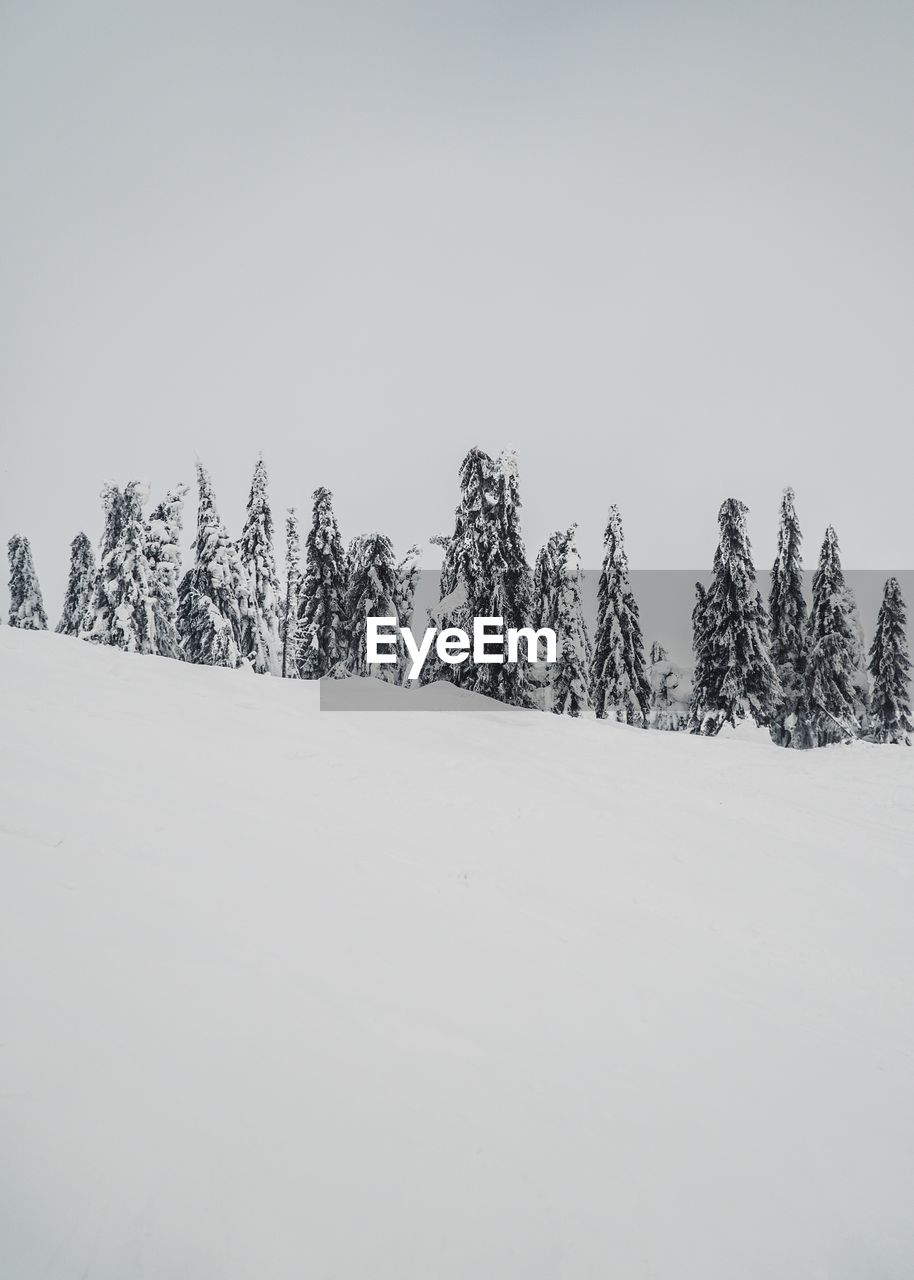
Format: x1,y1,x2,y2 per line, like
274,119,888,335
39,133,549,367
2,628,913,1279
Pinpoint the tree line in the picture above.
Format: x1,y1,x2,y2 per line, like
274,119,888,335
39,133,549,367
5,448,911,746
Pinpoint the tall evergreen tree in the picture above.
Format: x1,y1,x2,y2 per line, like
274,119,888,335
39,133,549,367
238,458,282,675
7,535,47,630
281,508,303,679
83,482,157,653
589,505,651,725
56,532,95,636
145,484,189,659
687,582,710,730
295,486,349,679
768,487,811,747
689,499,778,735
423,448,531,704
346,532,399,680
842,582,872,734
868,576,912,745
394,542,421,684
545,525,592,717
805,526,861,745
177,463,251,668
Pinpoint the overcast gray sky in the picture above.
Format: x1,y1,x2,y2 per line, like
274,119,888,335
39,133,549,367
2,0,913,619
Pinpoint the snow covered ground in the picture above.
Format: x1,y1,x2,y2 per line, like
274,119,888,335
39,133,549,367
2,628,913,1279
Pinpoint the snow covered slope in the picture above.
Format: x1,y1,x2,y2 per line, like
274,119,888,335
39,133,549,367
2,629,913,1279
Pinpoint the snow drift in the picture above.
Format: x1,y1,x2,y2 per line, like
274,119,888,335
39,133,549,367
1,628,913,1278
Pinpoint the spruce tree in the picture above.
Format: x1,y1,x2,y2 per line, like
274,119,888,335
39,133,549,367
843,583,872,733
7,535,48,630
145,485,188,659
868,576,912,745
346,532,399,680
805,526,861,744
687,582,710,731
281,508,302,679
295,486,349,679
177,463,251,668
56,532,95,636
83,482,157,653
423,448,531,705
546,525,592,717
768,487,811,747
589,505,651,725
648,641,690,731
394,543,421,684
238,458,282,675
689,499,778,735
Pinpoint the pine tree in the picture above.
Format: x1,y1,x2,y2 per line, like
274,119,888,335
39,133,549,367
56,532,95,636
295,486,349,679
83,482,157,653
687,582,710,730
346,532,399,680
177,463,251,668
423,448,531,705
868,577,912,745
394,543,421,684
145,485,189,659
842,582,872,734
589,505,651,725
689,499,778,735
394,543,421,628
805,526,861,745
238,458,282,675
7,535,47,630
281,508,303,679
648,641,691,731
546,526,592,717
768,487,811,747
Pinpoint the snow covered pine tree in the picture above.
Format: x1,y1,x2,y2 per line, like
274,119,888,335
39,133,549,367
689,499,778,735
805,526,862,745
393,543,421,684
423,448,532,705
56,532,95,636
295,486,349,679
867,576,912,745
281,508,303,678
346,533,399,680
145,485,188,659
648,641,691,730
238,457,282,675
83,482,158,653
543,525,592,717
7,535,47,630
177,463,252,668
768,487,812,748
589,505,651,725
